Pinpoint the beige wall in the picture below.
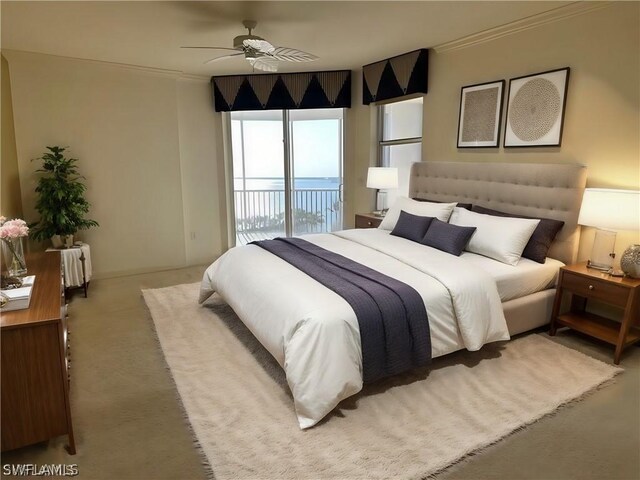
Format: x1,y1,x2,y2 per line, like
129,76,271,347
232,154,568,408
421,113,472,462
352,2,640,261
5,51,223,277
423,3,639,185
343,70,377,227
3,3,638,277
1,54,22,219
176,77,226,265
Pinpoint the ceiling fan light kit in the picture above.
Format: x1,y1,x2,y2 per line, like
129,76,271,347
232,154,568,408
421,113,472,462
182,20,318,72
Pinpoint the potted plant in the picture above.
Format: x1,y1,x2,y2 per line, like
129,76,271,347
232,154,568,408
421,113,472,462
30,146,98,248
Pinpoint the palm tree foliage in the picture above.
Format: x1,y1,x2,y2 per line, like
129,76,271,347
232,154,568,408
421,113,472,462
30,146,99,242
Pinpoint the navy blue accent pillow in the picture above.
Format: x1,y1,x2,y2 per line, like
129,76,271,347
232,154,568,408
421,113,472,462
421,218,476,256
390,211,434,243
413,197,473,210
471,206,564,263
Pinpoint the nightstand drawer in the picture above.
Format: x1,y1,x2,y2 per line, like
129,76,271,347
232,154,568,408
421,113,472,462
355,214,382,229
562,271,628,308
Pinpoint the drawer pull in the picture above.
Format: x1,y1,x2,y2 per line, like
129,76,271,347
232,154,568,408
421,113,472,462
589,285,595,290
367,221,372,226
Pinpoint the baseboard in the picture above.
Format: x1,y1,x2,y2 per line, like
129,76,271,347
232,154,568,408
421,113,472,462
92,262,212,281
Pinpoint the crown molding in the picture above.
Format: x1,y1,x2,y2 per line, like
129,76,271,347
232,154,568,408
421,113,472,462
178,74,211,82
1,49,209,80
433,1,613,53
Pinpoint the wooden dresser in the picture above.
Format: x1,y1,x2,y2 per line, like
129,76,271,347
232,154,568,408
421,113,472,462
1,251,76,454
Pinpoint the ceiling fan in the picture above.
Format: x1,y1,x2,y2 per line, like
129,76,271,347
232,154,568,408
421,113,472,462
181,20,318,72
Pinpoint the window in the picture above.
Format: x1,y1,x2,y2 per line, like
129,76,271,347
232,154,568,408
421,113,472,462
378,97,423,207
230,109,344,245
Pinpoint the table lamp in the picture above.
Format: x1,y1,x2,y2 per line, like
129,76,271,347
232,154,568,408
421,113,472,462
367,167,398,216
578,188,640,272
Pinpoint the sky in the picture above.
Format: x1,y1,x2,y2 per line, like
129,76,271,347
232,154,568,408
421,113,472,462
231,117,342,180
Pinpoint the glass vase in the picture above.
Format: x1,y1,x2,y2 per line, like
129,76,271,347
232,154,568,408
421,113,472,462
1,237,27,277
620,244,640,279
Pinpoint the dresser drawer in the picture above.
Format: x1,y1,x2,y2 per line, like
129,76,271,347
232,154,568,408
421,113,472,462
562,271,628,308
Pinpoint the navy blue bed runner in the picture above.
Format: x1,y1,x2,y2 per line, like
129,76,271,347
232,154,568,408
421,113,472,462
251,237,431,383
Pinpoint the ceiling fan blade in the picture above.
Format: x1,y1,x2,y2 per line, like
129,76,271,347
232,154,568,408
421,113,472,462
243,39,275,53
250,56,279,73
181,46,239,51
204,52,244,65
267,47,318,63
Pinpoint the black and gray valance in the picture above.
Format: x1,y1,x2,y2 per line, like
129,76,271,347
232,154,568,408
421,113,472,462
212,70,351,112
362,49,429,105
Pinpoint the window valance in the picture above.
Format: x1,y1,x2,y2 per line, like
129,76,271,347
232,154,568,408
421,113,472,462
362,49,429,105
212,70,351,112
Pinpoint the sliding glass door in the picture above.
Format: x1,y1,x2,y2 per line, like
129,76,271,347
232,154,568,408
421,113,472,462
289,109,343,236
231,111,286,244
230,109,344,245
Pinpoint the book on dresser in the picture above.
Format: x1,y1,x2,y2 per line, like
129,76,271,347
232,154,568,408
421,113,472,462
0,275,35,312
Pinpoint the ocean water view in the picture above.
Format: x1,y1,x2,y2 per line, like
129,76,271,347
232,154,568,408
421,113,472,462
234,177,340,191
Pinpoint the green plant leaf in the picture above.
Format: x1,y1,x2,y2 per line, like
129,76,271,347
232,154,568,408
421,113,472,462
30,146,99,240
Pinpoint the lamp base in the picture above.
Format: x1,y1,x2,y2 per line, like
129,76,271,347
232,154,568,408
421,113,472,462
586,260,613,272
587,229,617,271
376,191,388,213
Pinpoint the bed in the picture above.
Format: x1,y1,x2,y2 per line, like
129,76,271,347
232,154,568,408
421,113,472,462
409,161,586,335
199,161,587,429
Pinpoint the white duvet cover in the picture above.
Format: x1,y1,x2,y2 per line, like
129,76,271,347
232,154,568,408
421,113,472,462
199,229,510,429
460,252,564,302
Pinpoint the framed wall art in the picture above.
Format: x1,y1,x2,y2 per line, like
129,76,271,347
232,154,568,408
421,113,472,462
504,67,570,147
457,80,505,148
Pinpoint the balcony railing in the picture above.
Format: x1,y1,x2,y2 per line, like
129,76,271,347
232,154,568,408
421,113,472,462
234,189,342,244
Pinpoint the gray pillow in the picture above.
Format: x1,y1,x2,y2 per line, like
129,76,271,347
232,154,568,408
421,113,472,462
421,218,476,256
390,211,434,243
471,206,564,264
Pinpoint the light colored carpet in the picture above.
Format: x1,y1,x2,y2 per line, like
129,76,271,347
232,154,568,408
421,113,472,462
143,282,622,480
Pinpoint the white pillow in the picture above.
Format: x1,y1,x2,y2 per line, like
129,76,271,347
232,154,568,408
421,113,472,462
379,197,456,231
449,207,540,266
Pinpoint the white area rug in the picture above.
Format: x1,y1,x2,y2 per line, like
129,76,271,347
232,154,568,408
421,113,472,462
143,283,622,480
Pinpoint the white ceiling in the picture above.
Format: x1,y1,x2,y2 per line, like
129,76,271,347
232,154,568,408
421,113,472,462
1,1,571,76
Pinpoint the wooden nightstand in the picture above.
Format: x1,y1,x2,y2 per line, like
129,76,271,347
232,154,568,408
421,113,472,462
355,213,383,229
550,262,640,364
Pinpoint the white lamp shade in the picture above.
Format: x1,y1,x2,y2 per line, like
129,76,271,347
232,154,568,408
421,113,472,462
578,188,640,231
367,167,398,189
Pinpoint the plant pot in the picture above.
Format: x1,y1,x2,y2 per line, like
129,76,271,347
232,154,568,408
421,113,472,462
1,237,27,277
51,234,74,249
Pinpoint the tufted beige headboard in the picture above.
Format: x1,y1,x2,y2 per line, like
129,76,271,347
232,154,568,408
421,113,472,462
409,161,587,265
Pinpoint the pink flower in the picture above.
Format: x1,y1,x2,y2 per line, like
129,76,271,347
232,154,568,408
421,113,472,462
0,218,29,239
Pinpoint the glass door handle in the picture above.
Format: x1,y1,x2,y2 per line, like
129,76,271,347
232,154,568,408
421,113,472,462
339,183,344,202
